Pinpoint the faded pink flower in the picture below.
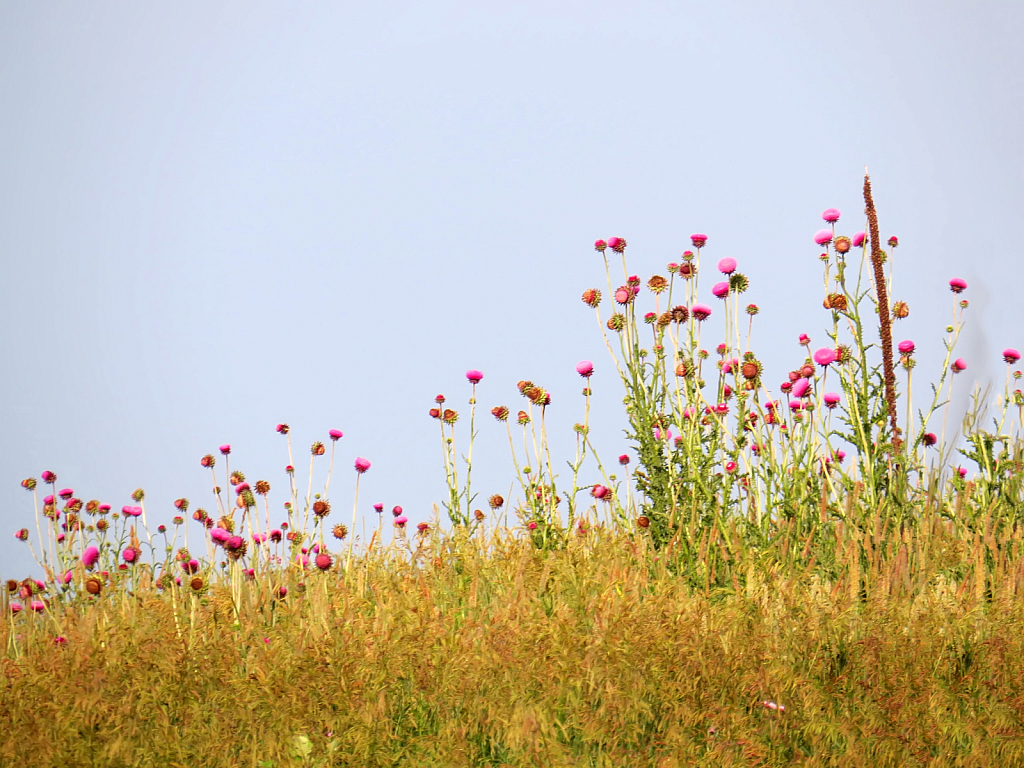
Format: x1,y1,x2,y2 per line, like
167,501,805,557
717,257,737,274
576,361,594,378
821,208,841,223
813,229,833,246
394,515,408,526
466,370,484,384
691,304,712,321
354,457,371,473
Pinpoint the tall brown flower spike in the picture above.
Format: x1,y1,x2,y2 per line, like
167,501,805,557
864,173,902,452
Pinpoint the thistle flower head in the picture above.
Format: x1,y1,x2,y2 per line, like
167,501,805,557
311,441,325,456
898,340,916,355
1003,349,1021,364
690,233,707,248
41,471,56,484
276,423,290,434
576,361,594,378
852,231,866,247
833,236,851,254
491,405,509,421
952,358,967,373
219,445,231,456
717,257,737,274
201,454,215,468
728,272,749,293
691,304,712,322
581,288,601,307
354,457,371,473
823,392,841,409
594,239,607,252
647,275,669,294
813,229,833,246
466,370,484,384
329,429,343,441
607,237,626,253
813,348,837,367
711,282,729,299
949,278,967,293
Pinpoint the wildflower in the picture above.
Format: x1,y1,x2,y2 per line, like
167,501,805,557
952,358,967,373
210,528,231,545
614,286,633,304
581,288,602,307
1004,349,1021,364
517,410,530,425
852,231,866,247
591,485,609,500
21,478,37,491
466,370,484,384
711,282,729,299
717,257,737,274
823,392,841,409
270,529,283,542
235,482,250,494
491,405,509,421
949,278,967,293
285,465,294,473
833,236,851,254
957,467,967,478
219,444,231,455
888,236,898,247
741,361,760,380
798,333,810,346
429,407,440,419
644,311,657,324
746,303,759,316
254,480,270,495
762,700,785,712
677,262,695,279
314,553,332,571
607,237,626,253
41,470,56,484
122,548,137,564
354,457,371,473
329,429,344,441
594,239,607,252
725,461,737,473
822,208,841,223
312,441,325,456
791,379,810,398
312,500,330,517
922,433,937,447
898,340,916,355
813,229,832,246
417,522,429,533
31,600,45,613
691,304,712,322
648,275,669,294
276,423,290,434
690,233,707,248
607,314,626,331
892,300,909,320
442,409,458,424
331,523,348,540
636,516,650,528
14,528,28,541
435,394,446,404
813,347,837,367
201,454,215,468
824,293,848,311
728,272,749,293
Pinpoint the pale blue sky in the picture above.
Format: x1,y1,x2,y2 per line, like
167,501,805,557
2,1,1022,577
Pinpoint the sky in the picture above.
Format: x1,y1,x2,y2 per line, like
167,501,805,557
2,1,1022,578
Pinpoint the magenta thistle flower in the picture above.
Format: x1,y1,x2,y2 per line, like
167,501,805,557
711,282,729,299
210,527,231,544
14,528,28,541
789,400,803,411
952,358,967,373
9,602,22,614
717,257,737,274
614,286,632,304
373,503,383,514
851,232,866,247
949,278,967,293
799,334,810,346
394,515,408,526
898,340,916,355
219,444,231,455
315,553,332,571
329,429,344,441
1003,349,1021,364
791,379,810,398
923,432,937,446
594,239,607,252
821,208,841,223
576,361,594,378
888,236,898,247
235,482,250,494
813,229,833,246
724,461,737,473
690,233,707,248
276,423,289,434
58,488,73,500
591,485,609,500
466,370,484,384
41,470,56,484
354,457,371,473
82,545,99,568
30,600,45,613
813,347,837,367
607,236,626,252
691,304,712,321
823,392,841,409
122,548,137,564
618,454,630,465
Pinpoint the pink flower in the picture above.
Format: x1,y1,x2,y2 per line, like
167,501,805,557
528,521,538,530
724,461,736,473
762,700,785,712
949,278,967,294
210,527,231,544
614,286,632,304
122,548,137,564
813,347,837,367
62,571,73,585
591,485,609,500
275,423,288,434
791,378,811,398
392,505,403,517
957,467,967,478
690,233,707,248
823,392,841,409
219,444,231,455
898,340,916,355
9,602,22,614
711,282,730,299
30,600,45,613
717,257,737,274
1003,349,1021,364
952,358,967,373
789,400,803,411
576,361,594,378
41,470,56,483
821,208,841,223
691,304,712,321
654,427,674,441
252,532,267,544
682,407,695,420
373,503,383,514
813,229,833,246
354,457,371,473
394,515,408,526
58,488,73,500
44,494,54,504
181,559,200,574
799,334,810,346
715,403,728,415
315,553,332,571
607,237,625,252
594,239,607,252
466,370,484,384
121,505,141,517
618,454,630,465
235,482,250,494
329,429,344,441
82,545,99,568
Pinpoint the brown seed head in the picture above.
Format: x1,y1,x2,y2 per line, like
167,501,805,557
474,509,485,522
637,516,650,528
85,577,102,596
312,500,331,518
332,523,348,540
190,577,204,592
488,494,504,509
892,301,909,319
254,480,270,495
741,361,760,380
647,275,669,294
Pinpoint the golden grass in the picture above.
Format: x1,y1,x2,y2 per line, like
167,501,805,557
4,507,1024,767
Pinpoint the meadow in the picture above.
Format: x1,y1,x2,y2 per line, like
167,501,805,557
4,176,1024,767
